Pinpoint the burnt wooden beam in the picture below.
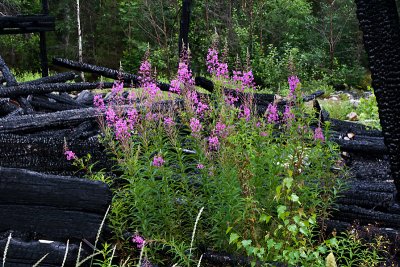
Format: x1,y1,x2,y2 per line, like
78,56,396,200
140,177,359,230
0,15,55,34
19,71,76,85
28,96,83,111
0,107,99,133
0,82,114,98
355,0,400,195
0,167,111,214
0,237,86,267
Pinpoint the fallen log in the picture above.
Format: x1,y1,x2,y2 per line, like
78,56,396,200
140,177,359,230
0,82,115,98
29,95,83,111
0,237,86,267
329,132,387,154
0,107,99,133
19,71,76,85
53,57,172,92
46,92,86,107
0,98,18,116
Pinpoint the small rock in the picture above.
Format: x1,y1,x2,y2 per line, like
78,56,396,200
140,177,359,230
347,112,358,121
350,99,360,107
330,96,339,101
347,132,355,139
76,90,94,105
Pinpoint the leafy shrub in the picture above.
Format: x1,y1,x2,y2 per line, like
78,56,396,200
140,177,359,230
65,47,386,266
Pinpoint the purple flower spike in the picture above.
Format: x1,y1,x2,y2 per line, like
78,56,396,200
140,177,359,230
152,155,165,167
288,76,300,97
266,103,279,123
314,127,325,142
132,234,146,249
65,150,77,161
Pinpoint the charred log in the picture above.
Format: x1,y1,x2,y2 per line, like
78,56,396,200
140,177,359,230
20,71,76,85
0,82,114,98
29,96,83,111
0,107,99,133
0,237,87,267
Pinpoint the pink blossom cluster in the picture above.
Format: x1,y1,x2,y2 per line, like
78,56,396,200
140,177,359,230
164,117,175,128
238,106,251,122
206,48,219,75
225,93,239,106
132,234,146,249
288,75,300,97
283,105,295,123
214,121,228,138
314,127,325,142
233,69,255,91
208,136,220,151
93,94,105,111
138,60,153,86
152,155,165,167
190,118,202,134
115,119,130,141
64,150,77,161
170,61,195,94
266,103,279,123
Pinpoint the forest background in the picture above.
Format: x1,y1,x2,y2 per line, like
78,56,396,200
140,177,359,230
2,0,397,91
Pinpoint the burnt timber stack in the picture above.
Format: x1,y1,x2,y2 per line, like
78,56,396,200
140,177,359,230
1,53,400,264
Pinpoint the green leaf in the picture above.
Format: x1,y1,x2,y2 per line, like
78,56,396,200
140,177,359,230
229,233,240,244
241,239,252,247
290,193,300,203
260,214,272,224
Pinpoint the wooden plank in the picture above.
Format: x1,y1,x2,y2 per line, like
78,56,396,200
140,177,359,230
0,237,86,267
0,167,111,213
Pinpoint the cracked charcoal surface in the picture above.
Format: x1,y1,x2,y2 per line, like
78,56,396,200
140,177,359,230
355,0,400,194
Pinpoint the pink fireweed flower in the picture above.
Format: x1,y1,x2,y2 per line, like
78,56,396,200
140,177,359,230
105,106,117,126
197,164,204,169
238,106,251,122
214,121,227,137
241,70,255,90
266,103,279,123
283,105,295,123
225,93,239,105
208,136,220,151
152,155,165,167
127,108,139,129
111,80,124,95
190,118,202,134
216,62,229,78
115,119,130,141
177,62,195,86
164,117,175,127
260,131,268,137
132,234,145,249
288,75,300,97
65,150,77,161
144,83,161,100
314,127,325,142
93,94,105,111
138,60,152,86
169,79,181,94
233,70,242,83
206,48,219,75
127,91,136,103
196,101,209,117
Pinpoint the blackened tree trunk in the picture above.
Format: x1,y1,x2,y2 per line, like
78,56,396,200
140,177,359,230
355,0,400,197
178,0,192,57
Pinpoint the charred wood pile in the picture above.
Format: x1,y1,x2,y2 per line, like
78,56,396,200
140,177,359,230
1,54,400,264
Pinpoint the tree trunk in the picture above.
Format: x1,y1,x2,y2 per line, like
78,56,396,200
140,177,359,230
355,0,400,197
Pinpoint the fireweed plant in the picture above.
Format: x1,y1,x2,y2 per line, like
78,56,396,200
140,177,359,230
85,47,350,266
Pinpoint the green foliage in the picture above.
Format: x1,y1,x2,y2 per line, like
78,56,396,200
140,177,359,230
319,99,354,121
357,93,381,130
